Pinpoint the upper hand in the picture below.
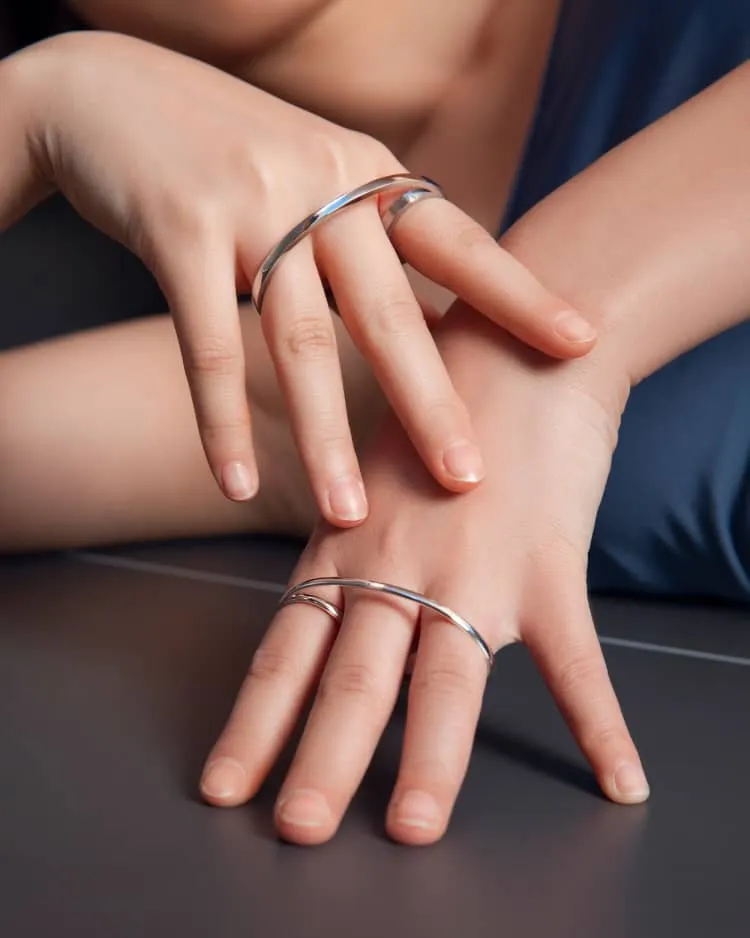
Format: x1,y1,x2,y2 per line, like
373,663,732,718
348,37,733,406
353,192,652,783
9,30,596,521
200,307,648,845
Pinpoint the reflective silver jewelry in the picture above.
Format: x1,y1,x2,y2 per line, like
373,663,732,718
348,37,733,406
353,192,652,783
381,186,443,236
251,174,445,314
280,576,494,672
281,590,342,624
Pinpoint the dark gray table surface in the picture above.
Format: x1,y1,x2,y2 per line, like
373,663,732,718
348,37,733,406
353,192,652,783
1,538,749,938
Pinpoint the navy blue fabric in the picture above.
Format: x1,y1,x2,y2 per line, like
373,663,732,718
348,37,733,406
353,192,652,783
505,0,750,600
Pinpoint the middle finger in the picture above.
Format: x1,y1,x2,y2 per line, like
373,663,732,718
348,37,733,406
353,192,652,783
316,204,485,491
274,589,417,844
387,606,490,845
259,240,368,527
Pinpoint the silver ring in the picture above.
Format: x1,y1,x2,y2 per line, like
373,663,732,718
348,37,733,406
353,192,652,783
382,187,443,236
279,576,494,673
281,591,343,623
251,174,445,314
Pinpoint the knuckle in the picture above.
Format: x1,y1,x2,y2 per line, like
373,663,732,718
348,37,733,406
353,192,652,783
319,662,380,702
365,294,418,340
199,415,250,443
394,764,454,803
313,130,355,189
425,397,465,431
554,651,603,698
248,646,297,685
357,133,402,173
281,316,338,361
411,663,475,701
156,188,223,246
368,518,415,570
581,722,630,756
185,338,240,378
313,127,397,184
451,219,493,256
302,127,372,194
315,427,354,455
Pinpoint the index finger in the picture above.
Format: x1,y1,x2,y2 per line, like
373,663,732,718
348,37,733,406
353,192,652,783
390,198,597,358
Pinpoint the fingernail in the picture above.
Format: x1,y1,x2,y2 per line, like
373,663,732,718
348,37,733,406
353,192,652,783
613,762,650,802
201,757,247,802
222,461,257,501
391,790,442,830
277,789,332,828
442,440,484,483
554,310,597,343
327,475,367,521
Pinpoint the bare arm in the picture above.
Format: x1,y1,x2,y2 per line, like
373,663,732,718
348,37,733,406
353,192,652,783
499,60,750,399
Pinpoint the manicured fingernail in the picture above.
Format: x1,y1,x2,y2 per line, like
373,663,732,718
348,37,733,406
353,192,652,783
613,762,650,802
222,461,257,501
554,310,597,343
277,789,332,828
327,475,367,521
201,757,247,802
442,440,484,484
391,790,442,830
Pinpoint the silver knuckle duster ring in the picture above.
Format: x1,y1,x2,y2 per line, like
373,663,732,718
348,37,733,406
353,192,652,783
279,577,495,674
250,174,445,315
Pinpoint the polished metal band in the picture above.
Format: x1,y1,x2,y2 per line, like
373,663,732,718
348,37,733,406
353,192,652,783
381,186,443,236
250,174,445,314
280,576,494,673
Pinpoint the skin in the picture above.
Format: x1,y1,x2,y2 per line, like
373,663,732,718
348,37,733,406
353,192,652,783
201,63,750,844
0,15,590,527
0,0,570,545
4,3,750,843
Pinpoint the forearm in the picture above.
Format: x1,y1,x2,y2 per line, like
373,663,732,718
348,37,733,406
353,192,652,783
501,60,750,389
0,46,52,230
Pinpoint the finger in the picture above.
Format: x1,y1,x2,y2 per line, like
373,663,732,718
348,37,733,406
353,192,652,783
259,241,368,527
154,231,258,501
386,609,489,846
317,204,485,491
526,584,649,805
200,556,340,807
274,590,416,845
391,199,597,359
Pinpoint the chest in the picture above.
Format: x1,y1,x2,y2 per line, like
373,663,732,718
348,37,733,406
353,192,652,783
71,0,560,228
72,1,539,130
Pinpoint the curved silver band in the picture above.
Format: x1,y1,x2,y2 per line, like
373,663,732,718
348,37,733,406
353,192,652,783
381,187,443,236
280,576,494,673
250,174,445,314
282,591,343,624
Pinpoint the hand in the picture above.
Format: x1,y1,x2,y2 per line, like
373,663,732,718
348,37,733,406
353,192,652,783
199,307,648,845
7,31,596,522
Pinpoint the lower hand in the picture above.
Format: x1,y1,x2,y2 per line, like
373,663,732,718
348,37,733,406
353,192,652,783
200,307,648,844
